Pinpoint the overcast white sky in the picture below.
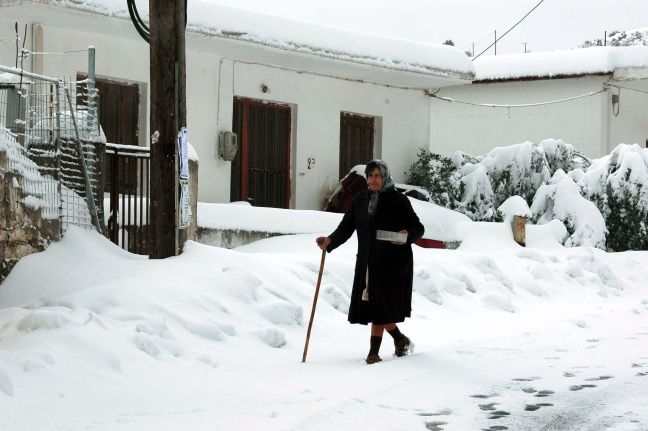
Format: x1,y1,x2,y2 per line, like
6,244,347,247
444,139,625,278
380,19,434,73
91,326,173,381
204,0,648,56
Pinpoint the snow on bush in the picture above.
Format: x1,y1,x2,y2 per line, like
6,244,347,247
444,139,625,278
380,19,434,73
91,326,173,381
531,170,607,248
579,144,648,251
405,139,648,251
498,195,532,221
407,139,580,222
405,148,462,208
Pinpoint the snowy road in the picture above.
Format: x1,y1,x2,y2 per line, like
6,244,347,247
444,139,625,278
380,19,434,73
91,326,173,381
1,229,647,430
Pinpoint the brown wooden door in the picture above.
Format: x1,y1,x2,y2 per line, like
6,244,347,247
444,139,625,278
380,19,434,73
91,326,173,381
339,112,374,179
231,98,291,208
78,74,139,193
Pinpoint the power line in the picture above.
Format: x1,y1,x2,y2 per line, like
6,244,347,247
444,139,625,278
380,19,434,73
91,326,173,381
472,0,545,61
607,84,648,96
23,49,90,55
426,88,606,108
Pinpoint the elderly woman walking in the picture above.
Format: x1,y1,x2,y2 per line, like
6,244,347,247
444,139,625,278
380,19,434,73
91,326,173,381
317,159,424,364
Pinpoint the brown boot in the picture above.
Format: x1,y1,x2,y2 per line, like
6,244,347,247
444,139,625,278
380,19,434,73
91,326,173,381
394,335,412,357
366,335,382,364
365,354,382,364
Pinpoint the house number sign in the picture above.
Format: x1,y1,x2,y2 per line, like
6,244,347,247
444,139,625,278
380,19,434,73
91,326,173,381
307,157,316,169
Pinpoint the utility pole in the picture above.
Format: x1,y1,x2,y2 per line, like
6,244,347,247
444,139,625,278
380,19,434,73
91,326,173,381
149,0,186,258
523,42,527,53
494,30,497,55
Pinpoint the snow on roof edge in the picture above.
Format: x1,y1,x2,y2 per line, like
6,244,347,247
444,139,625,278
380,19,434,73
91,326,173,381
473,46,648,82
45,0,474,80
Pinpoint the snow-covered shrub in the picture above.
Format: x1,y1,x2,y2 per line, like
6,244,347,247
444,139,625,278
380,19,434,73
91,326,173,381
579,144,648,251
480,141,551,208
498,196,532,221
540,138,584,174
405,148,463,207
581,29,648,47
406,140,645,251
531,170,607,248
454,161,497,221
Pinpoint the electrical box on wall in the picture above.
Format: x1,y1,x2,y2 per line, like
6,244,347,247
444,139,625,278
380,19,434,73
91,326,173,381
218,131,238,161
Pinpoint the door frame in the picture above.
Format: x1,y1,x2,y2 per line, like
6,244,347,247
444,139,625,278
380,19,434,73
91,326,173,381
232,97,292,208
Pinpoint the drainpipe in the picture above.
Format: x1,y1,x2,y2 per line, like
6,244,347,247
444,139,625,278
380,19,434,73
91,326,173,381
604,76,612,155
87,46,96,132
30,22,44,75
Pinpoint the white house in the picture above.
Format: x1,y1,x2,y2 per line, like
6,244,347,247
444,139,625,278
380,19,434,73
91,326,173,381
0,0,474,210
430,47,648,158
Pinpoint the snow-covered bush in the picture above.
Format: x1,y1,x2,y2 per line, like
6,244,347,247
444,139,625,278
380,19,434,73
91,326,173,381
405,148,463,208
406,140,646,251
407,139,578,222
531,170,607,248
581,28,648,47
579,144,648,251
498,196,532,221
453,161,497,221
479,141,551,208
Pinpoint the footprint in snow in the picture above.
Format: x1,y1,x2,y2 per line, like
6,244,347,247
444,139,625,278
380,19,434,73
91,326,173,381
512,376,540,382
525,403,553,411
479,403,499,411
569,384,597,391
471,393,500,399
424,421,447,430
416,408,452,417
585,375,613,381
534,390,555,398
489,410,511,420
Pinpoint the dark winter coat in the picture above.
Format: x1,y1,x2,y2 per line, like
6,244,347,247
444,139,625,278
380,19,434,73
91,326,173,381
327,188,424,324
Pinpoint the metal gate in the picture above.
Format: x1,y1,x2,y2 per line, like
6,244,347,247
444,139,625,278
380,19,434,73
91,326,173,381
0,64,104,234
105,143,150,255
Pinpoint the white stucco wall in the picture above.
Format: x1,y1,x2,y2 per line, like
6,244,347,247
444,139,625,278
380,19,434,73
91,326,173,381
4,5,646,213
0,10,151,148
430,76,612,158
202,59,430,210
609,78,648,150
1,5,433,210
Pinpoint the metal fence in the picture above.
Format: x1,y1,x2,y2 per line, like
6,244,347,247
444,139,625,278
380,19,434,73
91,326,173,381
105,143,150,254
0,64,104,235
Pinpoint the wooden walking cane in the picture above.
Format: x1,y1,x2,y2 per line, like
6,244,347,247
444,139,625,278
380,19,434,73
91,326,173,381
302,248,327,362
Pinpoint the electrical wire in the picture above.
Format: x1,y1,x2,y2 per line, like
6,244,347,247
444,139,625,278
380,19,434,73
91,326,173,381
127,0,188,44
22,49,90,55
426,88,607,108
472,0,545,61
606,84,648,95
127,0,150,43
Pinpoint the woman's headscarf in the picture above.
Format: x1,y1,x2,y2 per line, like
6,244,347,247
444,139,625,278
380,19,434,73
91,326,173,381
365,159,395,216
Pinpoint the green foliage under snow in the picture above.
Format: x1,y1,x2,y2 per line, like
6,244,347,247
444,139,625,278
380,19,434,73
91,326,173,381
406,140,648,251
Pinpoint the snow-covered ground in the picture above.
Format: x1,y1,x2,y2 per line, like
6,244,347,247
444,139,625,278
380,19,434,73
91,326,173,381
1,208,648,430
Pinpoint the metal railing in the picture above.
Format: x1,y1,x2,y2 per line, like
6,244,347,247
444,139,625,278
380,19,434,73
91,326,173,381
105,143,150,255
0,64,104,235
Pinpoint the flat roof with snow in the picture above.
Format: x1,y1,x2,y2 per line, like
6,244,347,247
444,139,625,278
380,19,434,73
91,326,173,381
473,46,648,82
14,0,474,88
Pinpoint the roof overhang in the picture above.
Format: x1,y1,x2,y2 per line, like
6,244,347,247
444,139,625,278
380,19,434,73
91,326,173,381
189,32,472,90
1,1,473,90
